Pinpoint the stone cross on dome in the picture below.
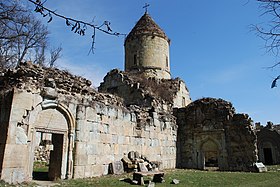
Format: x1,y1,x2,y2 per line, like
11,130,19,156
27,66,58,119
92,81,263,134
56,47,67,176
143,3,150,13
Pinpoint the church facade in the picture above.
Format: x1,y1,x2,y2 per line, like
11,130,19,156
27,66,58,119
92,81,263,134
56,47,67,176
0,13,257,184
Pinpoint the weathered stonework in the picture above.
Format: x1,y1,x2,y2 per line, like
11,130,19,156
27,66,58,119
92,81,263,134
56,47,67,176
99,69,191,109
0,62,178,183
256,122,280,165
0,12,259,184
175,98,258,171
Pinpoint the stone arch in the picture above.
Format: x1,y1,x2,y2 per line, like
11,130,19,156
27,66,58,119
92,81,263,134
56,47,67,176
26,100,75,181
27,100,75,133
259,140,277,165
199,137,222,151
198,137,222,170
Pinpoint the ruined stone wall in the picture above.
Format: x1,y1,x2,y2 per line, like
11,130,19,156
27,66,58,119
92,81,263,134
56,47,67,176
0,63,177,183
74,100,177,178
175,98,257,171
227,114,258,171
256,123,280,165
99,69,191,109
0,62,112,183
172,79,191,108
0,90,177,182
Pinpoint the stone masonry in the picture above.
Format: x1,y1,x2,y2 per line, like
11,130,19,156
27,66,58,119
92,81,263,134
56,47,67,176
0,61,179,183
0,12,259,184
175,98,258,171
256,122,280,165
125,12,171,79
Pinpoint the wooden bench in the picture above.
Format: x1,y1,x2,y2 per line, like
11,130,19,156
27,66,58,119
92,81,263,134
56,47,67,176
133,171,164,185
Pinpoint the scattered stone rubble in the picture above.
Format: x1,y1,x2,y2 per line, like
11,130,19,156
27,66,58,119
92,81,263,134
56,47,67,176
111,151,165,185
34,145,51,163
171,179,180,185
0,61,92,94
33,140,52,163
121,151,161,173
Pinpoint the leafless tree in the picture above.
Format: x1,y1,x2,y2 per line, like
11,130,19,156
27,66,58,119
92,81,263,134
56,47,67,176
255,0,280,87
0,0,61,69
1,0,125,70
49,46,62,67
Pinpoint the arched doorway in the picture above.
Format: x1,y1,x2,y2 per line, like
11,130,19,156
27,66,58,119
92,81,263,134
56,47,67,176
27,101,75,181
261,141,275,165
201,139,219,169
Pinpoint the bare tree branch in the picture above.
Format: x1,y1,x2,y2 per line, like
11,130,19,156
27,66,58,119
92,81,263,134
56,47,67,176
49,46,62,67
254,0,280,88
0,0,61,69
27,0,126,53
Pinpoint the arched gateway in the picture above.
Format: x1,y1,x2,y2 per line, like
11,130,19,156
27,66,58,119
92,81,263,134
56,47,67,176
27,100,75,181
200,139,220,169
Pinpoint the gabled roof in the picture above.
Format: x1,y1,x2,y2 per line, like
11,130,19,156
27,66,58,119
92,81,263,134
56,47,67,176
125,13,169,42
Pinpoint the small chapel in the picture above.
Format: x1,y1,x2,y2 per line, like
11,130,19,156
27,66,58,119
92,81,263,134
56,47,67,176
0,12,258,184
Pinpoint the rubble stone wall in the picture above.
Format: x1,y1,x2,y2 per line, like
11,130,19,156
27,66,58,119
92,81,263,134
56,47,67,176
256,124,280,165
99,69,191,108
0,63,177,183
175,98,257,171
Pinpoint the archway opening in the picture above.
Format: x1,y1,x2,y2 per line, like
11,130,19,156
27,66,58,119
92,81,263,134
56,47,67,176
32,132,64,181
204,151,218,167
201,139,219,170
263,148,273,165
30,107,70,181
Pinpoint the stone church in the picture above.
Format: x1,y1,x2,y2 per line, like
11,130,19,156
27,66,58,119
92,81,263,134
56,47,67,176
0,12,257,184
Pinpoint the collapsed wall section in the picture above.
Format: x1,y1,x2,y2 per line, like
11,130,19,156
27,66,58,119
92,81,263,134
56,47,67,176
99,69,191,108
175,98,257,171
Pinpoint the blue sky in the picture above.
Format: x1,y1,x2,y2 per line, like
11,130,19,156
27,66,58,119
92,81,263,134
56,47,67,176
26,0,280,125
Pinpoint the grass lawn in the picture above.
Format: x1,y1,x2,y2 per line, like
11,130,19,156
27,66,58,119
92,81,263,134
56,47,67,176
1,165,280,187
33,161,49,172
55,165,280,187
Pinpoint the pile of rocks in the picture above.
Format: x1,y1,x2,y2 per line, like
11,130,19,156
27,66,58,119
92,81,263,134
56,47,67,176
121,151,161,173
34,145,51,163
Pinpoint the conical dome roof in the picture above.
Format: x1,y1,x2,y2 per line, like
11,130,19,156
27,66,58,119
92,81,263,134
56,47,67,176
125,13,169,42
